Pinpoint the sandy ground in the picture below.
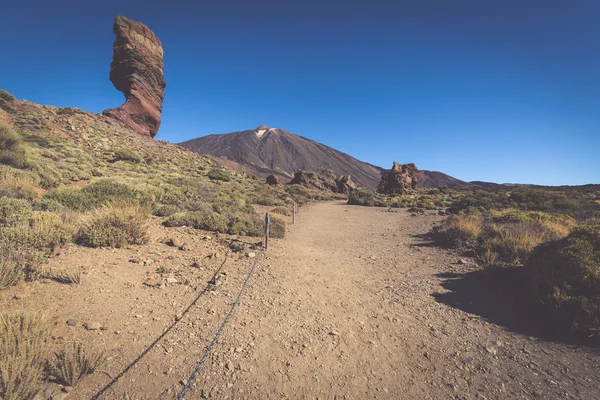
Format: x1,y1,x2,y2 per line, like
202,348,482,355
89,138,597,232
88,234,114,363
4,202,600,399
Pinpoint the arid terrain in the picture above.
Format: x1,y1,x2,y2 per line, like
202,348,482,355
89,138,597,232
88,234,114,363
4,202,598,399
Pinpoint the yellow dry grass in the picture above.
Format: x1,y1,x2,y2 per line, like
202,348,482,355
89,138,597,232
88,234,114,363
0,312,51,400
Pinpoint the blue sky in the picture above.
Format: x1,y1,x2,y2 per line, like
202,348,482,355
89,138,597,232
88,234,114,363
1,0,598,185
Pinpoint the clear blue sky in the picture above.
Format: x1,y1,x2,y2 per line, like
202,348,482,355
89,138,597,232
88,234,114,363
1,0,598,185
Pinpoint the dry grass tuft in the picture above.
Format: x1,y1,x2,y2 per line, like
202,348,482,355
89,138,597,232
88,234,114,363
0,312,51,400
47,342,105,386
432,214,483,246
53,266,85,285
0,246,24,290
77,202,149,248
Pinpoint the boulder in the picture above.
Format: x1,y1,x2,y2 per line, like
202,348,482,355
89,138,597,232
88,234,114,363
103,16,166,138
335,175,357,194
266,174,279,185
377,162,418,195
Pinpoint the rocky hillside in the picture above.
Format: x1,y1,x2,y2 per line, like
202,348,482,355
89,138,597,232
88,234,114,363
178,125,382,190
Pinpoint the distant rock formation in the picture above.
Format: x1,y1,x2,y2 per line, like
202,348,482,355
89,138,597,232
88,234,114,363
377,162,418,194
335,175,357,194
288,168,357,193
103,16,166,138
266,174,279,185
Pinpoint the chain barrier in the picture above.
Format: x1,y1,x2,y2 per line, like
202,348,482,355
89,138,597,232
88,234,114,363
177,250,262,399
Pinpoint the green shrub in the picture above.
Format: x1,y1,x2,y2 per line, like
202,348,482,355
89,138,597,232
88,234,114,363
0,198,33,226
207,169,231,182
227,215,263,236
163,212,204,228
271,206,291,216
0,212,77,251
0,123,28,169
197,212,229,233
153,204,181,217
526,225,600,336
112,148,142,163
0,91,16,113
0,245,25,290
45,180,142,212
348,189,377,206
269,216,286,239
77,204,148,248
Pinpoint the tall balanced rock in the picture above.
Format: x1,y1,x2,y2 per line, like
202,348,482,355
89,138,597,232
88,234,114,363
377,162,418,194
103,16,166,138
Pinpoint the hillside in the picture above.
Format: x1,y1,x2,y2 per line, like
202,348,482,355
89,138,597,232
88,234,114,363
179,125,383,189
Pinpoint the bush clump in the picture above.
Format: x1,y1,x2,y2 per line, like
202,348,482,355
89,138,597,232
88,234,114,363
526,225,600,336
0,312,51,400
77,203,149,248
431,214,483,247
163,210,228,233
0,123,28,169
112,148,142,163
269,215,286,239
47,342,105,386
348,189,378,206
207,169,231,182
271,206,291,216
45,180,142,212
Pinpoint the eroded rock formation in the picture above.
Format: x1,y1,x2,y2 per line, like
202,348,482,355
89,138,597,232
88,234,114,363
103,16,166,138
266,174,279,185
288,168,357,193
377,162,418,194
335,175,357,194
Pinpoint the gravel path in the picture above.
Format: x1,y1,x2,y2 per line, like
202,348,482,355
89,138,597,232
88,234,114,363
178,202,599,399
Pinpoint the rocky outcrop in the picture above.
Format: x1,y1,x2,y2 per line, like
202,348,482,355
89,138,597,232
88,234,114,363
103,16,166,138
377,162,418,195
288,168,357,193
265,174,279,185
335,175,357,194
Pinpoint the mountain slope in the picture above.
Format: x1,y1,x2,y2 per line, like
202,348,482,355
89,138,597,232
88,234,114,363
179,125,382,189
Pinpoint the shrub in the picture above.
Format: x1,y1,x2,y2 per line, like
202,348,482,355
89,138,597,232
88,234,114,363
207,169,231,182
112,148,142,163
45,180,142,212
47,342,105,386
271,206,291,216
526,225,600,336
0,246,25,290
163,212,204,228
0,91,16,113
0,169,43,200
269,215,286,239
431,214,483,247
228,215,263,236
153,204,181,217
0,312,51,400
197,212,229,233
0,123,28,169
78,203,149,248
348,189,378,206
0,198,33,226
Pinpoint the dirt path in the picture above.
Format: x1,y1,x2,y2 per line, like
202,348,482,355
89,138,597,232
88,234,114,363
15,202,597,399
177,202,599,399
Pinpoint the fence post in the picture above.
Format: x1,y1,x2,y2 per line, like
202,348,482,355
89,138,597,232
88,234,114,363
264,212,270,251
292,203,296,224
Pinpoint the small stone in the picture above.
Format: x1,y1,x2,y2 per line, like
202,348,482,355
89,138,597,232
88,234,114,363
166,277,178,284
13,293,24,300
485,346,497,355
458,258,469,265
66,319,78,327
203,235,212,240
134,314,143,319
247,252,256,259
179,243,189,251
86,322,101,331
143,278,159,287
63,386,74,393
227,383,233,388
166,238,180,247
329,331,339,336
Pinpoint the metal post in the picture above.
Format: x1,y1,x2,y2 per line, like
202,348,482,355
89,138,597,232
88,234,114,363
265,212,270,251
292,203,296,224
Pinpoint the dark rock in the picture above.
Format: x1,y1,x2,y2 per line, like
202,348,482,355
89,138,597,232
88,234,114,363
103,16,166,138
265,175,279,185
166,238,180,247
66,319,78,327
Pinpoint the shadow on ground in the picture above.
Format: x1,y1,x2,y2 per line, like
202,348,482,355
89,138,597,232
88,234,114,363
433,267,599,348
